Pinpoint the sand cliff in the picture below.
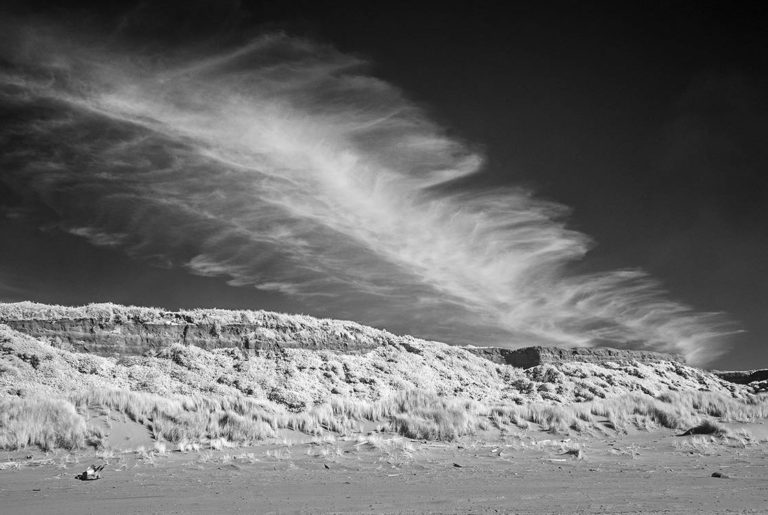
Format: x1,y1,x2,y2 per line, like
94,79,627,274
1,302,683,370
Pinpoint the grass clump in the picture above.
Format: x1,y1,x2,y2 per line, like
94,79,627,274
387,391,482,441
0,397,88,451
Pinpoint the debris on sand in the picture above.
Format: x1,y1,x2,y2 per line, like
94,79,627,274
75,464,105,481
561,448,584,460
453,463,463,468
711,471,730,479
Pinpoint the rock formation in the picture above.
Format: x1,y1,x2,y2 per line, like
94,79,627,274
465,345,684,369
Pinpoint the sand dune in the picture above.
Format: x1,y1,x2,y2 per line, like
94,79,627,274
1,302,767,513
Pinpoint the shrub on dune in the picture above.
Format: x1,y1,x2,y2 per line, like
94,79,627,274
678,419,729,437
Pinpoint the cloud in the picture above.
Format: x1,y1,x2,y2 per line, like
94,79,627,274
0,23,735,364
66,227,127,247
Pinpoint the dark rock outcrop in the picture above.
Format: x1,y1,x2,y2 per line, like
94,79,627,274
465,345,683,369
713,369,768,385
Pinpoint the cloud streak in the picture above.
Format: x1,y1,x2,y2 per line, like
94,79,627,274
0,24,734,363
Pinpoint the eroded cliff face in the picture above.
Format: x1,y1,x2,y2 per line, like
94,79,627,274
0,302,685,367
2,318,389,356
0,303,398,357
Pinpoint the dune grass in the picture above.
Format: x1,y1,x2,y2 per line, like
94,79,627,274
486,391,768,436
0,397,90,451
3,385,767,452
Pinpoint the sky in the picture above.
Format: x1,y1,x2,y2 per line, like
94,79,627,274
0,1,765,369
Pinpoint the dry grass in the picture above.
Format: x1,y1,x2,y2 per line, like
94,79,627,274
389,396,480,440
0,397,89,451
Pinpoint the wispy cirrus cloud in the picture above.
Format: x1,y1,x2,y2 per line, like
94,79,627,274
0,23,735,363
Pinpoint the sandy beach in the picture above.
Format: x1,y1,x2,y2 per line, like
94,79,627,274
3,424,768,514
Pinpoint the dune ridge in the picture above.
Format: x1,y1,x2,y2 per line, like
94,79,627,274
2,302,767,454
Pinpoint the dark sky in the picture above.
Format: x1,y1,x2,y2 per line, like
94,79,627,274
0,1,766,369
